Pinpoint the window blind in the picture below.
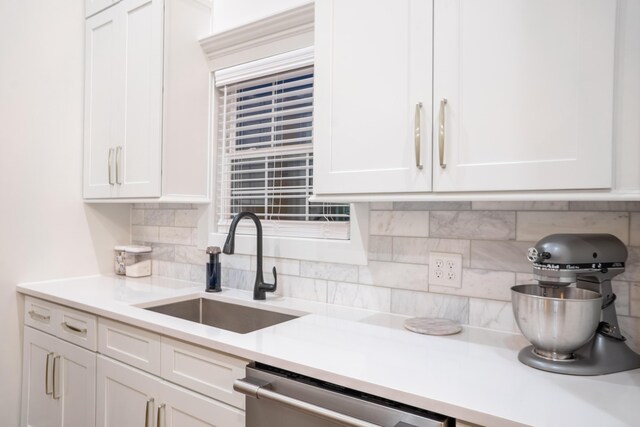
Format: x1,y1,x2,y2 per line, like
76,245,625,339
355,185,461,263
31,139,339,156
216,65,350,239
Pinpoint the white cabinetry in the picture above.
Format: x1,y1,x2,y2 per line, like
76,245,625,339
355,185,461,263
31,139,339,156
83,0,212,201
21,327,96,427
96,352,245,427
313,0,619,198
432,0,617,192
314,0,432,195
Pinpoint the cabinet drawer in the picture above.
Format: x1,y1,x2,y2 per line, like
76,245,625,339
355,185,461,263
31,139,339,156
161,337,248,409
98,318,161,375
24,297,57,335
24,297,97,351
58,305,98,351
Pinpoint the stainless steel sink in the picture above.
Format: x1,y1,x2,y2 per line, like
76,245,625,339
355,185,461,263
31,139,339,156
145,298,300,334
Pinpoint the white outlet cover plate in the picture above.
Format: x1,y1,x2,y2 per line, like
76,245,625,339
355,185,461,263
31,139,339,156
428,252,462,288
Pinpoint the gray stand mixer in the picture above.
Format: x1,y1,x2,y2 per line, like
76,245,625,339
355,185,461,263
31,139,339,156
511,233,640,375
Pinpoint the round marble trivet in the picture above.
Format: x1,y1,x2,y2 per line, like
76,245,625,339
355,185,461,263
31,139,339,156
404,317,462,335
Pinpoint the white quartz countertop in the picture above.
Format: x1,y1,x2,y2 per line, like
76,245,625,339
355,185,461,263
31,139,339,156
17,275,640,427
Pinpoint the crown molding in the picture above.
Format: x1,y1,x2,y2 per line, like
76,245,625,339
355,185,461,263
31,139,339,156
199,2,314,70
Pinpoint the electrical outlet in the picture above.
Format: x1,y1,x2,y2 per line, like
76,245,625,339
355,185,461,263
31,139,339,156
428,252,462,288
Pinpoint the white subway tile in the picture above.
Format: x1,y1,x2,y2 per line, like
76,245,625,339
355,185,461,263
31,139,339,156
220,254,251,271
631,213,640,247
251,257,300,276
144,209,175,226
516,211,629,243
222,269,254,291
429,268,515,302
515,272,535,286
132,225,159,243
190,265,206,284
393,237,470,266
369,236,393,261
328,282,391,312
175,245,208,265
359,261,428,291
147,243,175,261
300,261,358,282
369,211,429,237
618,316,640,353
631,282,640,317
276,276,327,303
568,201,640,211
471,201,568,211
390,289,469,324
430,211,515,240
393,201,471,211
175,209,199,227
131,208,144,225
152,260,191,281
158,226,192,245
470,240,534,272
612,281,630,316
469,299,518,333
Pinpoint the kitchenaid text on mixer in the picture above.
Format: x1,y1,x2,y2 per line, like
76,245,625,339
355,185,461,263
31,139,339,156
511,233,640,375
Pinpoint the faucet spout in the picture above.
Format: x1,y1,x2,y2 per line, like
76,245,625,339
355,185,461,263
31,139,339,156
222,212,277,300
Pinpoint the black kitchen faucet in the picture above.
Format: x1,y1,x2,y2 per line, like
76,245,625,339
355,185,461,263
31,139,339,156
222,211,277,300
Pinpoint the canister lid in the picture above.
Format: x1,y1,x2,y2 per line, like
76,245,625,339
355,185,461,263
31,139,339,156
114,245,152,253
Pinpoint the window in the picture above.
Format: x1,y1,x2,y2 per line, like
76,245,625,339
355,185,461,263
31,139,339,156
216,63,350,239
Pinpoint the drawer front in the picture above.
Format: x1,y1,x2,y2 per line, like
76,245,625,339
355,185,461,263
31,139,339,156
24,297,57,335
98,318,161,375
58,305,98,351
161,337,248,409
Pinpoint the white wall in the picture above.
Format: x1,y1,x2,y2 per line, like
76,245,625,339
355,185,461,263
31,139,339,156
0,2,130,425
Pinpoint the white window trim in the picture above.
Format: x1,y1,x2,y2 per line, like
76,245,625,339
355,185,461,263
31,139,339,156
199,2,369,265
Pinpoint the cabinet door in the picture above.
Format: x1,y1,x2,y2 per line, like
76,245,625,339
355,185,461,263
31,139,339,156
83,7,120,199
96,356,159,427
58,339,97,427
314,0,432,195
159,381,245,427
21,328,60,427
86,0,118,18
115,0,163,197
432,0,617,192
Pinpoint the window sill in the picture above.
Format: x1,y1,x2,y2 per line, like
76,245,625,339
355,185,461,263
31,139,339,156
207,204,369,265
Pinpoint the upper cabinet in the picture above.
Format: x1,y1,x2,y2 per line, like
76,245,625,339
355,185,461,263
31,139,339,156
83,0,212,202
314,0,433,195
432,0,616,192
313,0,619,198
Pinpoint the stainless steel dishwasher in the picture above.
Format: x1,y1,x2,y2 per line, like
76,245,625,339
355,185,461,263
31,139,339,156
234,363,452,427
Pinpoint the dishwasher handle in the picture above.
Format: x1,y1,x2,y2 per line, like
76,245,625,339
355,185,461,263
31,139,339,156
234,378,384,427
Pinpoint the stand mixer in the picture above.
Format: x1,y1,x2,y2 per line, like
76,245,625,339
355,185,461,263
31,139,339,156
511,233,640,375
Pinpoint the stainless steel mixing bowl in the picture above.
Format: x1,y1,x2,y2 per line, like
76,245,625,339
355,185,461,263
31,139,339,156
511,284,602,360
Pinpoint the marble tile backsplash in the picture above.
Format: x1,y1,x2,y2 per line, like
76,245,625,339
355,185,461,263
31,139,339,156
131,201,640,352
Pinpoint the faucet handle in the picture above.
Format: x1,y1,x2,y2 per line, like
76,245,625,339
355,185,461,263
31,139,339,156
206,246,221,255
270,266,277,291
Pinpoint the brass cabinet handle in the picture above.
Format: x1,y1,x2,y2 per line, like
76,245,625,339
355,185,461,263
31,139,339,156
115,146,122,185
157,403,166,427
145,398,154,427
28,310,50,322
108,148,115,185
414,102,423,169
62,322,87,335
438,98,447,169
45,352,54,395
52,355,61,400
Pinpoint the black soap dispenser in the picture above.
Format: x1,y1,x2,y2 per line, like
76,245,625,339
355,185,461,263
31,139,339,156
205,246,222,292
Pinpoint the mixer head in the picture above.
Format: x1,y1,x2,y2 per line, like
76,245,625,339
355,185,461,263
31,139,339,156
527,234,627,285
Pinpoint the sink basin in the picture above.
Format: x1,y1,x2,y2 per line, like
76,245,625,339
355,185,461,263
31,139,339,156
145,298,300,334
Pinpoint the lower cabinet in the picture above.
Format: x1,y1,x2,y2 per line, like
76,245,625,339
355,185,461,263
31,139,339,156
21,327,97,427
96,356,245,427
